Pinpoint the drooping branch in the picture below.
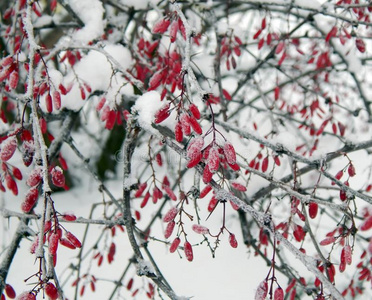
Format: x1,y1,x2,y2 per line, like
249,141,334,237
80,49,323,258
121,120,180,300
157,129,344,299
215,119,372,205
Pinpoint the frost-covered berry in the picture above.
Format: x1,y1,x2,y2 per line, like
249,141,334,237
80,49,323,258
51,167,65,187
184,241,193,261
0,137,17,161
163,207,178,223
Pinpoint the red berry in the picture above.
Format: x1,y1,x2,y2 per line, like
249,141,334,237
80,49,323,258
255,280,268,300
127,278,134,290
222,89,232,101
326,263,335,283
274,86,280,100
189,104,201,119
253,28,262,40
17,292,36,300
164,221,175,239
202,165,213,184
8,71,19,90
12,166,22,180
348,163,356,177
229,233,238,248
170,21,178,43
152,18,171,34
5,174,18,195
80,87,86,100
135,182,147,198
207,197,218,212
325,26,338,43
308,202,318,219
26,168,42,187
223,141,237,165
154,104,170,124
140,192,150,208
5,284,16,299
275,41,285,54
175,122,183,142
231,182,247,192
335,170,343,180
21,188,39,213
184,241,193,261
163,207,178,223
339,181,349,201
2,56,13,67
164,185,177,201
45,282,58,300
44,220,52,233
49,232,59,255
152,186,163,203
45,93,53,113
155,153,162,166
199,185,212,198
51,167,65,187
53,90,61,110
186,137,204,168
320,236,336,246
40,118,47,133
180,113,191,136
343,244,352,265
62,212,76,221
228,162,240,171
356,38,365,53
0,137,17,161
59,84,67,95
192,224,209,235
274,287,284,300
50,0,57,11
188,115,202,135
59,237,76,249
360,215,372,231
261,17,266,29
293,224,305,242
261,156,269,172
107,242,116,263
65,231,82,248
96,97,106,111
30,238,39,254
148,70,165,91
207,146,220,173
170,237,180,253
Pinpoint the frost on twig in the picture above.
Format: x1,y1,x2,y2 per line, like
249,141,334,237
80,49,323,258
136,259,156,277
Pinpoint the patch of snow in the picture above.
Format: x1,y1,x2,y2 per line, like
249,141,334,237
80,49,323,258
34,15,53,28
69,0,105,44
294,0,322,9
345,50,364,76
59,44,132,111
48,69,63,89
120,0,161,10
136,259,155,276
132,91,170,135
271,131,297,152
123,175,137,190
